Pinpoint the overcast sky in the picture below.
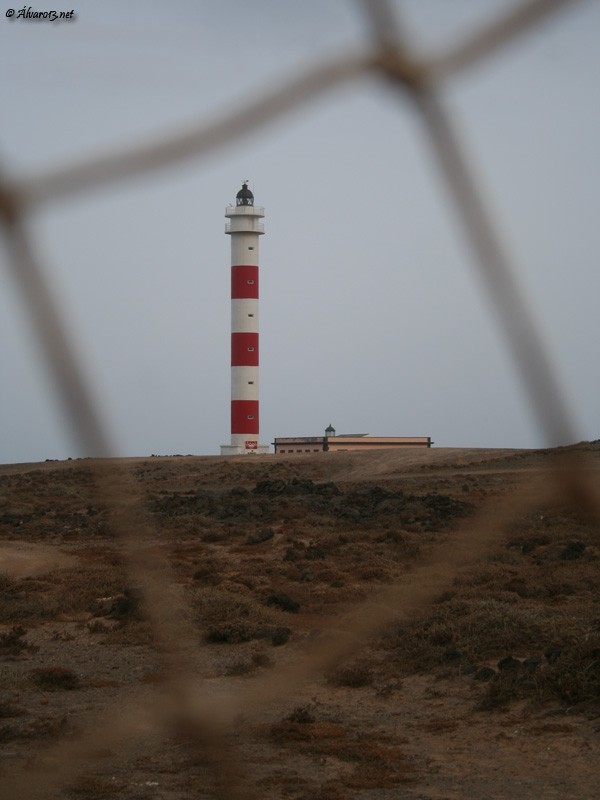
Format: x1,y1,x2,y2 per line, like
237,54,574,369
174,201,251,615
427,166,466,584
1,0,599,463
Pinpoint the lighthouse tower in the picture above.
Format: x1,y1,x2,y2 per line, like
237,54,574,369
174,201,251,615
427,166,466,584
220,183,270,455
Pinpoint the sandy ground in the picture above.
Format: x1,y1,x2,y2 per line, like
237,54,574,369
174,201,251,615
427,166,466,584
0,445,598,799
0,542,77,580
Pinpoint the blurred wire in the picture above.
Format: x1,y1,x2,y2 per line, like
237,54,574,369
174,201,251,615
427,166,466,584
1,210,112,458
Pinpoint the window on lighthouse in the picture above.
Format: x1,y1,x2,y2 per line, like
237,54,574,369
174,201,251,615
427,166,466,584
247,346,254,352
247,415,255,420
247,279,255,284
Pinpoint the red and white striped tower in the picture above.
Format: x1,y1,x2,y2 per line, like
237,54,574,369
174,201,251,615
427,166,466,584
220,183,269,455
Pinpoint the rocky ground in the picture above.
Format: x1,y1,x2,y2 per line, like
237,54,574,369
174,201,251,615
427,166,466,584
0,444,599,799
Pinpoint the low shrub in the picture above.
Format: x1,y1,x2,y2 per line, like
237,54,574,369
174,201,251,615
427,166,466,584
383,599,567,673
0,626,38,658
30,666,79,691
326,663,373,688
225,651,274,676
192,587,279,644
478,635,600,710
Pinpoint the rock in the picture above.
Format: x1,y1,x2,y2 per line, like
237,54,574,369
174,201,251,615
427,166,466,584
286,706,315,724
441,648,463,663
253,479,287,495
90,587,140,618
192,569,221,586
90,594,125,617
267,593,300,613
473,666,497,681
523,656,543,671
560,541,586,560
304,545,325,560
545,645,563,664
245,528,274,545
497,656,522,671
270,627,291,646
283,546,299,562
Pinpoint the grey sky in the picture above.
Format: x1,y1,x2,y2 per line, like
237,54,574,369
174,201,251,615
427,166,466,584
1,0,599,463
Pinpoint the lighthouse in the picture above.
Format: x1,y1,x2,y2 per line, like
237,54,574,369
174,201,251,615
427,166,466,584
220,183,270,455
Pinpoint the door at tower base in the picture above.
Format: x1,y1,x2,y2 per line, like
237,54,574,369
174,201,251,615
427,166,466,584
220,443,270,455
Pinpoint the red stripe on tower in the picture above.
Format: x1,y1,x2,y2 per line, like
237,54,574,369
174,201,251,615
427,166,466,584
231,265,259,298
231,400,259,434
220,183,268,455
231,332,259,366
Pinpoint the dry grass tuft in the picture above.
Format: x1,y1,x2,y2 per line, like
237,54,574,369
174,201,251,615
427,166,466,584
65,775,126,798
269,713,416,789
190,586,283,645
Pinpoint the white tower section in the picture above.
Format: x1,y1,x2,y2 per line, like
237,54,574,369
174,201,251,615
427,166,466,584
220,183,269,455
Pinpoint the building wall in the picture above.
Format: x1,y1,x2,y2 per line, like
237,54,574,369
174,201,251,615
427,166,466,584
276,447,324,454
273,436,431,454
273,437,324,455
326,437,431,451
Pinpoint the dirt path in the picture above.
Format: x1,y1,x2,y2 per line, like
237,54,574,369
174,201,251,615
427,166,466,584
0,541,77,579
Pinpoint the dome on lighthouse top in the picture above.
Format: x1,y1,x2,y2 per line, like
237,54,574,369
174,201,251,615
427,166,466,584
236,182,254,206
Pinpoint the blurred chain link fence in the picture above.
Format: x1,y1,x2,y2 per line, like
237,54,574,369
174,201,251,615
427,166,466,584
1,1,597,798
